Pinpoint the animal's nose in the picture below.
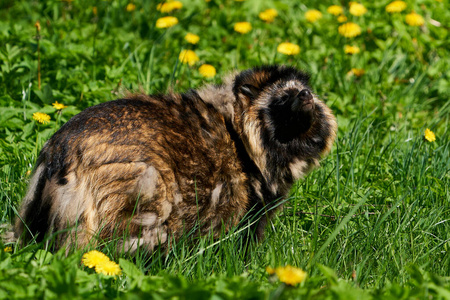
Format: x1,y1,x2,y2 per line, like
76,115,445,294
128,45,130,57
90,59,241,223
298,89,313,102
291,89,314,112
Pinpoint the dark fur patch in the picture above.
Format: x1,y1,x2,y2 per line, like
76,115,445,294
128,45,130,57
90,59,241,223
233,65,311,100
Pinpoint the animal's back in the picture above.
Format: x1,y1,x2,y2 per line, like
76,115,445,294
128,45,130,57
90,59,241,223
15,92,248,251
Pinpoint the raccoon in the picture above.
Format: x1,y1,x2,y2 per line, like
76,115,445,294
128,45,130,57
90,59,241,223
14,65,337,253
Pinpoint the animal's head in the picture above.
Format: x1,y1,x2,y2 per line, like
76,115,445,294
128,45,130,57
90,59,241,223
232,65,337,169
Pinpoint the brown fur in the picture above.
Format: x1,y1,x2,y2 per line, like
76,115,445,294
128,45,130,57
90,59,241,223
15,65,337,253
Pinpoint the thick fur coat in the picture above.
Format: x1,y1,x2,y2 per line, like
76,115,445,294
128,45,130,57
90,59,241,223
15,65,337,253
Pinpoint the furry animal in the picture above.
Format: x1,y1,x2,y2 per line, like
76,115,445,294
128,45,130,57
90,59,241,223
15,65,337,253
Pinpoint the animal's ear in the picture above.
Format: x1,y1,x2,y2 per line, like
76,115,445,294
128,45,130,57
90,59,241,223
239,84,259,100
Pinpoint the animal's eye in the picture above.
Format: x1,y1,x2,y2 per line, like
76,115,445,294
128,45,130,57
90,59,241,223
281,95,290,102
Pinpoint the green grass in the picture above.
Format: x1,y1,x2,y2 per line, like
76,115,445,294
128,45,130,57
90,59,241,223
0,0,449,298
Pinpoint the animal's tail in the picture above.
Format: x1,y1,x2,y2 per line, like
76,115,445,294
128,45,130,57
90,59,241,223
13,157,49,245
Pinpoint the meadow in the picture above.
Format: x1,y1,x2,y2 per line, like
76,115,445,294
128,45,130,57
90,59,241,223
0,0,449,298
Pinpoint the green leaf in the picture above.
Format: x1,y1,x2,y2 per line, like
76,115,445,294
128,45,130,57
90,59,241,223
119,258,144,280
0,107,22,126
34,249,53,266
33,85,54,104
317,264,339,286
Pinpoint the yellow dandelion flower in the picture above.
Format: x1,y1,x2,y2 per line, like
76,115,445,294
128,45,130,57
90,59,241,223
126,3,136,12
338,22,362,38
81,250,111,268
171,0,183,9
349,2,367,16
4,246,12,253
198,64,216,78
266,266,275,275
52,101,67,110
234,22,252,34
179,49,199,66
327,5,343,16
277,42,300,55
259,8,278,23
35,21,41,32
405,11,425,26
156,16,178,29
344,45,360,54
157,1,183,13
349,68,365,77
424,128,436,142
185,33,200,44
275,265,307,286
385,1,407,13
95,260,122,276
32,112,51,124
305,9,323,23
337,15,348,23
